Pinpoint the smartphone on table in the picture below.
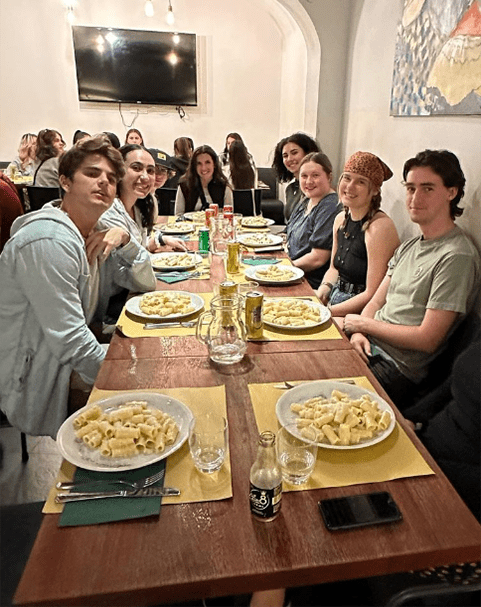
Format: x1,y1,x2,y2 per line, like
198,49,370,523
319,491,402,531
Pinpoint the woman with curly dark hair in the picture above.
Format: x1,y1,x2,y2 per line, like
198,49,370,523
174,145,232,214
316,151,400,316
272,132,321,222
100,144,186,253
33,129,66,187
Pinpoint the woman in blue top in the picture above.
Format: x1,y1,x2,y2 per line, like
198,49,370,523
286,152,341,289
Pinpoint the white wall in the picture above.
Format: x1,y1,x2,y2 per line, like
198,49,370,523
0,0,314,167
341,0,481,250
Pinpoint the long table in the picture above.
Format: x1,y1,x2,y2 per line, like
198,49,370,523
14,228,481,606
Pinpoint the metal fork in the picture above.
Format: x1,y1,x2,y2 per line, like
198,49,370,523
56,467,165,492
143,320,197,330
276,379,356,390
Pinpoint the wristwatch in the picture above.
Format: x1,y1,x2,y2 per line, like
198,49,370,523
156,231,165,247
321,281,333,291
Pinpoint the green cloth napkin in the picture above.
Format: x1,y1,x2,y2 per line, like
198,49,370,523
156,273,192,284
59,460,166,527
242,258,280,266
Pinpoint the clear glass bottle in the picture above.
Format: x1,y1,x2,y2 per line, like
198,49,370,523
249,430,282,521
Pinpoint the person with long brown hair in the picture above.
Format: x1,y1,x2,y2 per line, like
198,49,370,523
174,145,232,214
164,136,193,188
317,151,400,316
227,140,256,189
125,128,144,145
33,128,66,187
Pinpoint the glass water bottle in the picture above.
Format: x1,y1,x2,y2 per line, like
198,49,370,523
249,431,282,521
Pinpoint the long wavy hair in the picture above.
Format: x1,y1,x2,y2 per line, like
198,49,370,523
229,140,255,189
35,129,64,162
221,132,245,165
180,145,228,196
119,144,156,231
272,132,321,182
18,133,37,168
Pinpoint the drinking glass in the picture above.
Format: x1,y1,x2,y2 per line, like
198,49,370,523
277,424,318,485
189,413,228,473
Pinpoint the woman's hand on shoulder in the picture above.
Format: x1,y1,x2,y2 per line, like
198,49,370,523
85,227,129,264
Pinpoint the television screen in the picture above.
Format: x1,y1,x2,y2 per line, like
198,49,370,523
72,26,197,106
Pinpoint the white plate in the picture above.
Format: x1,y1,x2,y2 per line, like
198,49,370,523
150,252,202,271
238,232,283,248
276,380,396,450
263,297,331,329
183,211,206,223
245,264,304,285
125,292,204,320
159,222,195,235
240,217,275,229
56,392,193,471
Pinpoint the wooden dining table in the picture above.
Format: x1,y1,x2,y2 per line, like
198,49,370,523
14,222,481,606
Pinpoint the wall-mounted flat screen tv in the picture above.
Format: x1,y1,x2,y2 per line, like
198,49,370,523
72,26,197,106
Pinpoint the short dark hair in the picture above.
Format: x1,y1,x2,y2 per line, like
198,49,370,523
59,135,125,182
403,149,466,219
272,132,321,182
73,130,90,144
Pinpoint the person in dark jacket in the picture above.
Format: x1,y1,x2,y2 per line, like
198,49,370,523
174,145,232,214
404,339,480,520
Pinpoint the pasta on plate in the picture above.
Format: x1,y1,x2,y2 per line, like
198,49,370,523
263,298,322,327
73,401,179,458
290,389,392,446
139,292,196,316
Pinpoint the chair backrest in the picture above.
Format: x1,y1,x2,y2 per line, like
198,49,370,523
25,186,60,212
257,167,278,200
233,189,262,216
155,188,177,216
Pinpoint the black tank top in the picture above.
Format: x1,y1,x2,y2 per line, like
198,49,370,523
333,213,370,286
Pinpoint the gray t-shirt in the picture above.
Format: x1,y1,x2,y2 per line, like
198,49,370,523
372,226,480,382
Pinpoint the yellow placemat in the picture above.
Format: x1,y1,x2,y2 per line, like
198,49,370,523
44,385,231,513
117,292,214,338
248,376,434,492
224,258,292,285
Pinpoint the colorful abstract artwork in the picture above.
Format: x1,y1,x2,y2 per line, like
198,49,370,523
390,0,481,115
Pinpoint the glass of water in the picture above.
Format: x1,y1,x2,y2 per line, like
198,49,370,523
277,424,318,485
189,413,228,473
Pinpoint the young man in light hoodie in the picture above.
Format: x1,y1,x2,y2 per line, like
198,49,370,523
0,136,155,437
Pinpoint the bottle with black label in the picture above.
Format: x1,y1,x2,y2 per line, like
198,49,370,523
249,430,282,521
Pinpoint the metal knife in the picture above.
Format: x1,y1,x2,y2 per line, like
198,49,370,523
55,486,180,503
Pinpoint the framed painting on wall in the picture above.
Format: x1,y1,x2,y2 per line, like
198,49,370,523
390,0,481,115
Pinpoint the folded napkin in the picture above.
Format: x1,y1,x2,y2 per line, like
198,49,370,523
156,273,194,284
59,460,166,527
242,257,281,266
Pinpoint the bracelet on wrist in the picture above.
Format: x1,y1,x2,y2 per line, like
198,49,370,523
321,281,333,291
156,232,165,247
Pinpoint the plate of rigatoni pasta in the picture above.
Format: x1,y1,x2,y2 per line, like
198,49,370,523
276,381,396,449
56,392,193,471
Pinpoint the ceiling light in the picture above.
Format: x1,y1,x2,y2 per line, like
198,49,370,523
166,0,175,25
145,0,154,17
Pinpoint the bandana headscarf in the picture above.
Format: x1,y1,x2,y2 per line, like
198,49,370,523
343,151,393,190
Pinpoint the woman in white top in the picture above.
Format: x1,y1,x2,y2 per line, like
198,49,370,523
101,144,186,252
174,145,232,215
6,133,37,178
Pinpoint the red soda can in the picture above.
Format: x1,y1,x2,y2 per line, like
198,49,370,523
205,208,215,227
224,211,234,224
224,204,233,214
209,203,219,217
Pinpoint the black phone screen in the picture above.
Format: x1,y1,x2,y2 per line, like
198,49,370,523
319,491,402,531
